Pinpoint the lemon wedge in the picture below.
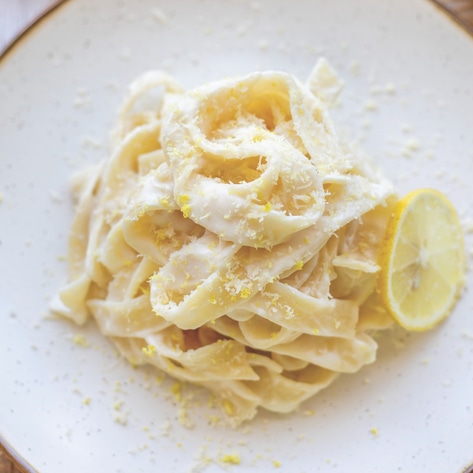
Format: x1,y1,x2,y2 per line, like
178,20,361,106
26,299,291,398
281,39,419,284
378,188,465,331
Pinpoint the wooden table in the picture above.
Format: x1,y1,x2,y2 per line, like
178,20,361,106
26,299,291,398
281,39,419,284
1,0,472,471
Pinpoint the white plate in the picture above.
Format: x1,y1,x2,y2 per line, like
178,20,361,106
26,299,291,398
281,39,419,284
1,1,473,472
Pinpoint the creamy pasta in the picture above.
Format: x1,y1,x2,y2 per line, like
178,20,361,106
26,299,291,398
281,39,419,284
55,59,398,424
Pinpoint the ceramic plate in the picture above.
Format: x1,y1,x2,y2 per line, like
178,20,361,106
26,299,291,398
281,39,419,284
1,1,473,472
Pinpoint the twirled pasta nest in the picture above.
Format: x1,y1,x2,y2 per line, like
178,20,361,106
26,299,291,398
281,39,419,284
56,60,397,425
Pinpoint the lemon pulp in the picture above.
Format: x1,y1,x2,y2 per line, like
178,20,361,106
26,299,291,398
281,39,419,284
378,188,465,331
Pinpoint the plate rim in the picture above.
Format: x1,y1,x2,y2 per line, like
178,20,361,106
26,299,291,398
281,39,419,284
0,0,69,61
0,434,37,473
430,0,473,37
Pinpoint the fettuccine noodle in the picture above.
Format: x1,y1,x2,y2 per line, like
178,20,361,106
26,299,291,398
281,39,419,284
55,59,397,424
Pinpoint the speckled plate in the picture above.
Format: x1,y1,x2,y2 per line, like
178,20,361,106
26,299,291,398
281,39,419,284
1,1,473,472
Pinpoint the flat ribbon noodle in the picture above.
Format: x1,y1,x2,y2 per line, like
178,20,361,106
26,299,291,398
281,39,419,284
161,72,327,249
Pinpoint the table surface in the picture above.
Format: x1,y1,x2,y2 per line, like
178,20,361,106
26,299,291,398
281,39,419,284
0,0,472,472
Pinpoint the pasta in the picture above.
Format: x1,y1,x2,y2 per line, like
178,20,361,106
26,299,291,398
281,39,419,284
55,59,398,424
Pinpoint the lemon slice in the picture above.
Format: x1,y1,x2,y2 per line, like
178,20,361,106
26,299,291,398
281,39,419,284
378,188,465,331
